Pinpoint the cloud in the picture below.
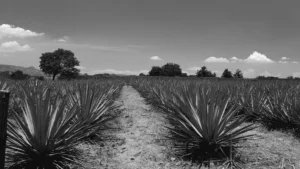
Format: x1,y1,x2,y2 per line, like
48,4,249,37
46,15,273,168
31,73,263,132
291,61,299,64
281,57,289,60
150,56,162,60
0,41,33,53
87,69,148,75
55,36,69,42
0,24,44,39
230,56,243,62
204,57,229,63
278,60,289,64
244,51,274,63
75,66,87,70
293,72,300,77
243,69,256,78
187,66,201,71
260,71,281,77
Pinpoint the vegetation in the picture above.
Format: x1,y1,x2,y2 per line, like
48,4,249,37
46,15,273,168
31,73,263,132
3,79,123,169
149,66,163,76
196,66,216,77
233,69,243,78
2,73,300,168
149,63,182,77
221,69,233,78
130,77,300,167
39,48,80,80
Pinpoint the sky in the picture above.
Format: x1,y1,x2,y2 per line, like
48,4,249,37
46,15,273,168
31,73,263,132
0,0,300,78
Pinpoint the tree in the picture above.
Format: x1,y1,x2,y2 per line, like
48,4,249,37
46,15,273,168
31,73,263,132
161,63,182,76
139,73,146,76
233,69,243,78
11,70,30,80
221,69,233,78
180,73,188,77
196,66,216,77
39,48,80,80
149,66,163,76
58,68,80,80
287,76,294,80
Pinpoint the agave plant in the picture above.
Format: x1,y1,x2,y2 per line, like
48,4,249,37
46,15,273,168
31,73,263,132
154,85,255,164
259,86,300,131
239,85,267,121
67,82,120,139
5,83,92,169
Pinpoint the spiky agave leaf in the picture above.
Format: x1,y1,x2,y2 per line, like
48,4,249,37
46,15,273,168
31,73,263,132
67,82,120,138
156,85,255,163
259,86,300,131
6,83,90,169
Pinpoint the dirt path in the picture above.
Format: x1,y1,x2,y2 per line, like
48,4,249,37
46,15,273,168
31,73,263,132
109,85,168,169
78,86,180,169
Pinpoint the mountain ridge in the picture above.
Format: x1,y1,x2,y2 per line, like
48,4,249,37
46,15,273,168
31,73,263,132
0,64,45,76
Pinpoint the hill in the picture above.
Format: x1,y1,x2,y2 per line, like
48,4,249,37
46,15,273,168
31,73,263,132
0,64,45,76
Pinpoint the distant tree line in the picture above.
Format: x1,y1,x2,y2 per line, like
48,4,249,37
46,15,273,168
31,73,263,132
0,70,44,80
146,63,244,78
148,63,185,77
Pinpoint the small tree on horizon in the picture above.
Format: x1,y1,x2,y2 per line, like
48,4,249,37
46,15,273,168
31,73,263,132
11,70,30,80
221,69,233,78
149,66,163,76
161,63,182,76
196,66,216,77
39,48,80,80
233,69,243,78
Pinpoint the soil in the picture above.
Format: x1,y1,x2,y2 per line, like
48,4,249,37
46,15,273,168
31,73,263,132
77,86,186,169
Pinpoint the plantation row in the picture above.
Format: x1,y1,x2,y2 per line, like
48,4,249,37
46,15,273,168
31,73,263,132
0,79,124,169
129,77,300,166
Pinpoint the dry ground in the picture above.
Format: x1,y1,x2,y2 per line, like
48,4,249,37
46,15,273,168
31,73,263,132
76,86,300,169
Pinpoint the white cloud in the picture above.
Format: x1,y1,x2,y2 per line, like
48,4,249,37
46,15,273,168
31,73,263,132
291,61,299,64
281,57,289,60
230,56,243,62
293,72,300,77
204,56,229,63
88,69,148,75
75,66,87,70
0,24,44,39
260,71,281,77
0,41,33,53
187,66,201,71
278,60,289,64
55,36,69,42
244,51,274,63
243,69,256,78
150,56,162,60
211,70,222,76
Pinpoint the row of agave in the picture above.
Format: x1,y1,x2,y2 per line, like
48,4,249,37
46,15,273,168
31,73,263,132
130,77,300,166
238,83,300,133
1,79,123,169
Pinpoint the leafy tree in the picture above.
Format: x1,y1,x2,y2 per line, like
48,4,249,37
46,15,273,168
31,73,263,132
139,73,146,76
287,76,294,80
221,69,233,78
196,66,216,77
39,48,80,80
233,69,243,78
180,73,188,77
161,63,182,77
58,68,80,80
11,70,30,80
149,66,163,76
